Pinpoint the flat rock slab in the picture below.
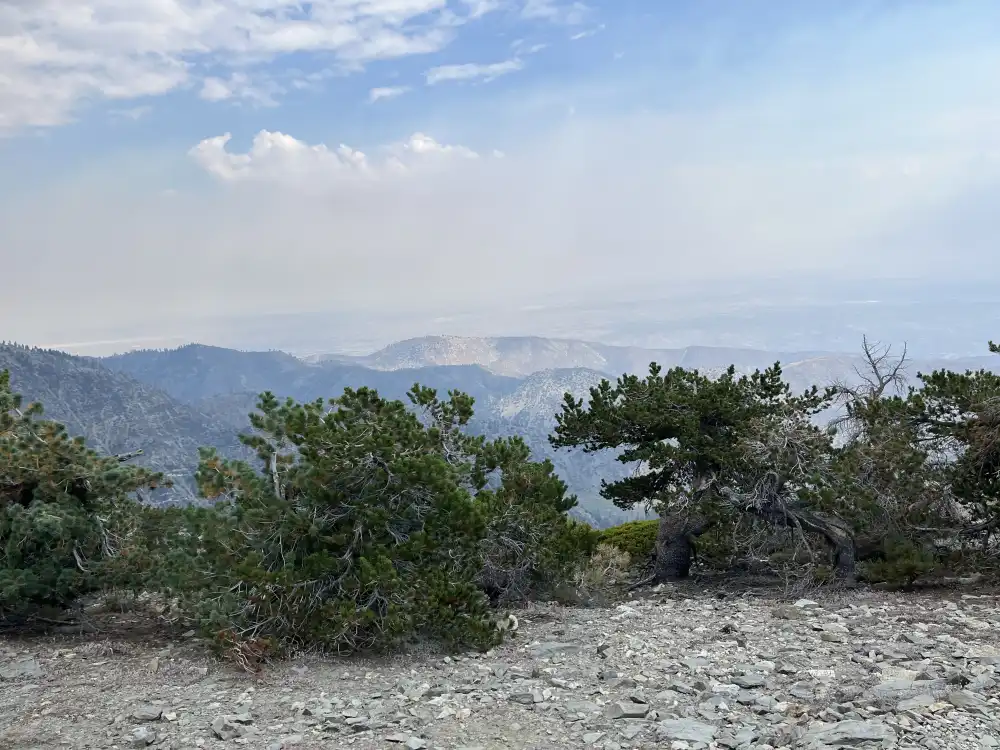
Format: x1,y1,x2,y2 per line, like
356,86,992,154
803,719,897,748
656,718,718,743
0,658,43,681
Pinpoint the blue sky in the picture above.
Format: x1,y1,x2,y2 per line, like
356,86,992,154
2,0,1000,343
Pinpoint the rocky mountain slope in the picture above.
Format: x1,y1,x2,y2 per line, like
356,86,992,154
100,346,645,525
306,334,1000,393
0,343,631,524
0,344,246,503
492,368,608,421
2,586,998,749
100,345,520,406
304,335,826,379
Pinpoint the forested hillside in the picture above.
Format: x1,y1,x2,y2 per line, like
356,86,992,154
0,343,246,502
1,343,629,522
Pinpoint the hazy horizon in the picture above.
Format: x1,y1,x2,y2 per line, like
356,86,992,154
18,273,1000,361
3,2,999,350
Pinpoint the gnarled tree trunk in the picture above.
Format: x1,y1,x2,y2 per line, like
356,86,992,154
749,501,857,583
653,514,714,580
780,508,856,583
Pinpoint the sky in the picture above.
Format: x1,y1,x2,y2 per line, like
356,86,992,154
2,0,1000,346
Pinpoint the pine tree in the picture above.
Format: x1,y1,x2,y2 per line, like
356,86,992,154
158,382,592,665
549,362,856,580
0,370,163,619
908,341,1000,542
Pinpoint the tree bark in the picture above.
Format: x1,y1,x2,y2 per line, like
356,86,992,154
755,504,857,583
653,515,714,581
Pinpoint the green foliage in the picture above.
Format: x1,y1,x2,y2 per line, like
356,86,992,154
562,339,1000,585
550,362,831,513
598,519,658,563
598,517,740,570
473,440,599,601
154,384,592,662
908,345,1000,535
859,537,938,587
11,331,1000,657
0,370,163,618
551,362,852,580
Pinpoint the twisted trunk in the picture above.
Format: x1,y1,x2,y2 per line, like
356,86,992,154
653,515,714,581
719,482,857,583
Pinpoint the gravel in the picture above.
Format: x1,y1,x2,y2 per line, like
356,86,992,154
2,586,999,749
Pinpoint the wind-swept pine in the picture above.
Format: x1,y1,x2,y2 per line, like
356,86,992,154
549,362,859,581
164,383,593,665
907,340,1000,543
0,370,162,619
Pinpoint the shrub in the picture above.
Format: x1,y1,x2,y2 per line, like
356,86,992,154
0,370,162,620
859,537,938,587
575,543,631,591
475,450,599,603
598,519,657,564
156,385,594,664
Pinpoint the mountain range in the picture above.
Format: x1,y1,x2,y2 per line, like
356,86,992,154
2,335,998,527
303,336,833,379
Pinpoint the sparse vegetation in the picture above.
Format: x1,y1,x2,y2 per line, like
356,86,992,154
597,519,657,565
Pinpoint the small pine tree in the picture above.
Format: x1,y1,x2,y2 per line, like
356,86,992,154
156,383,595,665
0,370,163,619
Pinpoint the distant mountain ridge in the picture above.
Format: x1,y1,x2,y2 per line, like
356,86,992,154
303,335,831,379
5,335,1000,528
305,335,1000,393
100,344,521,406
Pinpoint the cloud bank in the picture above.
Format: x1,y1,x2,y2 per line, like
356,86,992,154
5,104,999,345
3,0,1000,346
0,0,575,133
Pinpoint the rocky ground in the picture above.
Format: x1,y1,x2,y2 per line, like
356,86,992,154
1,585,999,750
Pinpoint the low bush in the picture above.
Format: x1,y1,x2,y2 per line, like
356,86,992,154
574,543,631,592
859,536,938,588
0,370,163,621
472,442,599,604
598,519,657,564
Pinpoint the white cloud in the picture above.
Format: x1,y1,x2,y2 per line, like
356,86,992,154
189,130,481,185
461,0,503,18
569,24,603,41
0,0,506,134
199,73,282,106
521,0,588,25
108,105,152,121
426,58,523,85
369,85,411,103
510,38,548,54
